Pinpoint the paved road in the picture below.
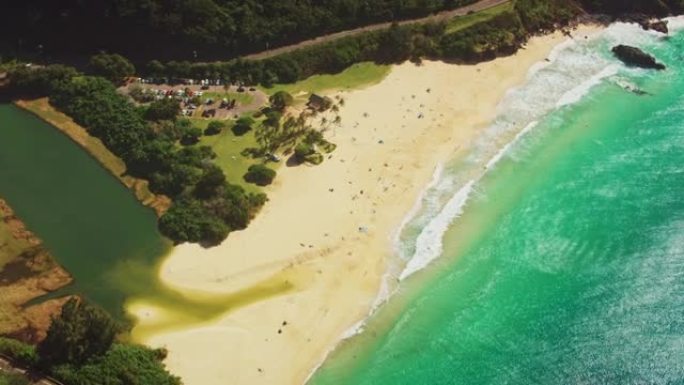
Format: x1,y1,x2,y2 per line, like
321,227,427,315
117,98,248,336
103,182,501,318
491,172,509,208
245,0,511,60
0,357,62,385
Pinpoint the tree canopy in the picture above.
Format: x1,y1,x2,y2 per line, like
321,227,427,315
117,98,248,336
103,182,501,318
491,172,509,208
0,0,479,62
37,298,118,368
88,53,136,84
244,164,276,186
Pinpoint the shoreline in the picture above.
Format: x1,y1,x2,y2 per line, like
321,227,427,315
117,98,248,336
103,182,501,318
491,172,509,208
0,197,73,343
13,99,171,216
129,24,603,385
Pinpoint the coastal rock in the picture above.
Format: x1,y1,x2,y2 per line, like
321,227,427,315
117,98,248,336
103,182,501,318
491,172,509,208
612,45,666,70
640,19,669,34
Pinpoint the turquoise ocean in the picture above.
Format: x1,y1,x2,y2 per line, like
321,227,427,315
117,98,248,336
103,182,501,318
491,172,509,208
310,20,684,385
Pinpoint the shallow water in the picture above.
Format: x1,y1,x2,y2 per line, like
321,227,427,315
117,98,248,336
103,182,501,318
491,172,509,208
311,22,684,385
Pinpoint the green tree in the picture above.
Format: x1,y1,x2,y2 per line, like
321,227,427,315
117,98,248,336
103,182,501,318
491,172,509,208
88,53,135,84
180,126,203,145
145,99,181,121
146,60,166,78
232,116,255,136
194,164,226,198
243,164,276,186
51,344,181,385
37,298,118,368
205,120,226,135
269,90,294,111
294,142,315,162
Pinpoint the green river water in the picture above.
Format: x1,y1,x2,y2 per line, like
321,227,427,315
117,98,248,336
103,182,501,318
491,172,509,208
311,22,684,385
0,103,170,318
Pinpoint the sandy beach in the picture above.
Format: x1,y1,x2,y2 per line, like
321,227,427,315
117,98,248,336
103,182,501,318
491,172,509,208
128,25,601,385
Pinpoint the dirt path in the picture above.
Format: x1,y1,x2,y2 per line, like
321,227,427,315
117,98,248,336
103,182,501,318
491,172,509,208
245,0,511,60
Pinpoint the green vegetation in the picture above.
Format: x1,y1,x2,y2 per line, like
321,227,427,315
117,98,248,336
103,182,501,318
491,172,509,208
145,99,181,121
269,91,294,111
134,1,581,87
0,337,38,367
205,120,226,136
0,373,28,385
38,298,117,368
295,142,316,162
52,344,180,385
198,120,262,192
446,2,514,33
200,91,253,106
262,62,391,96
1,0,479,61
232,116,255,136
88,53,136,85
244,164,276,186
8,68,266,246
0,299,179,385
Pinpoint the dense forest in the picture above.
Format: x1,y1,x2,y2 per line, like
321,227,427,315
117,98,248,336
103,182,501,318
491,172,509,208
2,0,683,64
0,0,477,62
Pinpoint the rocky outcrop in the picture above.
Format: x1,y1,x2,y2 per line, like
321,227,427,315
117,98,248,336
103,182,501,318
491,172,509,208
612,45,666,70
640,19,669,34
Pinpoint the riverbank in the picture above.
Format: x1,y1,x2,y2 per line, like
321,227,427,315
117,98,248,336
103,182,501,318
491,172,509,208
14,99,170,216
129,25,602,385
0,198,72,343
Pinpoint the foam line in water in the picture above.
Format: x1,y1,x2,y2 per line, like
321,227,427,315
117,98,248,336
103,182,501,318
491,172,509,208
556,65,619,107
485,121,539,170
392,163,444,260
399,180,476,280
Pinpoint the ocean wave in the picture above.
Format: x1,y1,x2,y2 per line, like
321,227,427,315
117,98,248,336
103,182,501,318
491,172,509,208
556,64,619,107
396,23,638,281
392,163,444,260
399,180,476,280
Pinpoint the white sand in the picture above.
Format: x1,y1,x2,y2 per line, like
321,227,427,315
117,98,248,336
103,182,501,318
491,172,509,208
128,26,602,385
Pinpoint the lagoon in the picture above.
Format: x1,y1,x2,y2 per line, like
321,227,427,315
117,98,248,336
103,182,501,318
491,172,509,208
0,104,170,318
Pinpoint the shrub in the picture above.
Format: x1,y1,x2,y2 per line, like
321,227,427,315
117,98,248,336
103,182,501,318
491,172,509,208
232,117,255,136
0,337,38,367
180,126,203,145
294,142,315,161
88,53,135,84
145,98,180,121
50,344,181,385
37,298,118,368
204,120,225,135
244,164,276,186
269,91,294,111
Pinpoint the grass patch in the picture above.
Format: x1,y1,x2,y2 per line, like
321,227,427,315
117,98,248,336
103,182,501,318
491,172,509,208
446,2,514,34
0,215,31,270
261,62,390,96
199,91,254,105
194,119,263,193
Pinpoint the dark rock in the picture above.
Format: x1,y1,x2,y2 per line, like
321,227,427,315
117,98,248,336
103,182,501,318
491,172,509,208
612,45,666,70
640,19,669,34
